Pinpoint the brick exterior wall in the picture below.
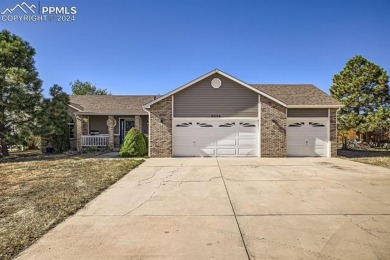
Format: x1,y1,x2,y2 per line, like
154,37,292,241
148,96,172,157
260,95,287,157
330,108,338,157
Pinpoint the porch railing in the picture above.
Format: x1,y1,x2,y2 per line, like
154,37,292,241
81,135,109,147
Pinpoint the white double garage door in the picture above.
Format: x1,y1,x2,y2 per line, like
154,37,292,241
173,119,259,157
172,118,330,157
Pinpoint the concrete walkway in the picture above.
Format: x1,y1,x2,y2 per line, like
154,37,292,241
17,158,390,259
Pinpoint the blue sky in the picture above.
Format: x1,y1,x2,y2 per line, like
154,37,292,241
1,0,389,96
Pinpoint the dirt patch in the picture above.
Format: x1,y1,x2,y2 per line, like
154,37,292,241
0,156,143,260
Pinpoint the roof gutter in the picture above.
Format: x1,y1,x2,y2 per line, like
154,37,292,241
74,112,149,116
287,105,344,108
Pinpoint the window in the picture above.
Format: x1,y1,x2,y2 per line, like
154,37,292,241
309,122,325,127
288,122,305,127
197,122,213,127
176,122,192,127
69,119,75,139
219,122,235,127
240,122,256,127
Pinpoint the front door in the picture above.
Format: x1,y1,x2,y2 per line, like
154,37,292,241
119,119,135,144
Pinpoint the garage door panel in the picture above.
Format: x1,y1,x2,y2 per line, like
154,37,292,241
287,118,329,157
311,138,328,146
216,131,237,139
287,140,305,147
173,119,258,157
310,148,327,157
195,139,216,146
199,148,215,156
287,149,307,157
173,147,196,157
216,148,237,156
217,139,236,146
238,148,257,156
238,139,257,146
238,132,258,138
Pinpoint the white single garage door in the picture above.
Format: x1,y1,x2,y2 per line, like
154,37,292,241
287,118,329,157
173,119,259,157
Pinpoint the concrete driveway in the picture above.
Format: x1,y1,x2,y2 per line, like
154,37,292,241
18,158,390,259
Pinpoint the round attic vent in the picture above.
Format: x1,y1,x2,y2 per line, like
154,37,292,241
211,78,222,88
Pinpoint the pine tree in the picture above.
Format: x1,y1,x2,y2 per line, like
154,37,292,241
40,85,70,152
330,55,390,148
0,30,43,156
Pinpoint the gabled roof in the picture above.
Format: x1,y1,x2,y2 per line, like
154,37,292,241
251,84,342,107
143,69,287,108
69,95,159,115
143,69,342,108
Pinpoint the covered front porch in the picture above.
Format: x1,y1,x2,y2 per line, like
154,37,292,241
73,114,148,151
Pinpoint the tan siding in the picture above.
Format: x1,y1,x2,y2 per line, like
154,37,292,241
174,74,258,117
89,116,108,134
287,108,328,117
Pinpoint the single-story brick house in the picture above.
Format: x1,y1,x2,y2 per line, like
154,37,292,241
68,69,342,157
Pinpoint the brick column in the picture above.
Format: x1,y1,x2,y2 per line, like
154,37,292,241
135,115,141,132
76,115,83,151
106,116,116,150
260,95,287,157
148,97,172,157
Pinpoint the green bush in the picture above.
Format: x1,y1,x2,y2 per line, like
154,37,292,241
142,133,148,149
119,128,147,157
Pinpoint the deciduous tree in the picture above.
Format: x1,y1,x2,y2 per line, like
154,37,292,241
70,80,109,95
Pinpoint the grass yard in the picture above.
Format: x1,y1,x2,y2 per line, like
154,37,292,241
0,155,143,260
338,149,390,169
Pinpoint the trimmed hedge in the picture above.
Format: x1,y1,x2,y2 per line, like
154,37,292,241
118,128,147,157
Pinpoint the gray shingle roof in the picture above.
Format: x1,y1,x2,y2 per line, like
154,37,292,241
69,95,159,115
69,84,341,114
250,84,341,106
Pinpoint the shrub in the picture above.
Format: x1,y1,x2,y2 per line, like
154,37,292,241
119,128,147,157
142,133,148,149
